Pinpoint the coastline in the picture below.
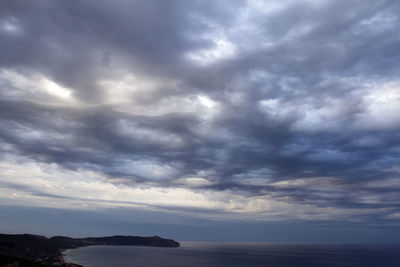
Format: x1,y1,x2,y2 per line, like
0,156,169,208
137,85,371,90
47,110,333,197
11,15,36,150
60,248,84,267
0,233,179,267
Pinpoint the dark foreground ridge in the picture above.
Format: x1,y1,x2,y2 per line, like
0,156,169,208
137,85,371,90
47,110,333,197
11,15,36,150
0,233,180,266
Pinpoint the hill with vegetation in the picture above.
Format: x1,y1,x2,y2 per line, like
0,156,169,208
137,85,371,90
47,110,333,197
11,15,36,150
0,233,179,266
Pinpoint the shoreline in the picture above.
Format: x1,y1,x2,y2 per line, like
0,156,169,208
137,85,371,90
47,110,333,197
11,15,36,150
60,248,84,267
0,233,179,267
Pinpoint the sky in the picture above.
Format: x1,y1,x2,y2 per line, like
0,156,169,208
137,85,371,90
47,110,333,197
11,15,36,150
0,0,400,243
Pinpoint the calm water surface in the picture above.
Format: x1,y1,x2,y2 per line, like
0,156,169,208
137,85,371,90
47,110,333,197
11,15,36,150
64,242,400,267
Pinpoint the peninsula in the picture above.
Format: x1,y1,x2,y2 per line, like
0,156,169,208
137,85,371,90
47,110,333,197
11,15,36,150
0,233,180,266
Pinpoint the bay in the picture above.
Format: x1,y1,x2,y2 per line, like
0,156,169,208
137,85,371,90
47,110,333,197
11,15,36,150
64,242,400,267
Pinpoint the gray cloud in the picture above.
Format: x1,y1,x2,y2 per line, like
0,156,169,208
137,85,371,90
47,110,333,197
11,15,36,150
1,0,400,227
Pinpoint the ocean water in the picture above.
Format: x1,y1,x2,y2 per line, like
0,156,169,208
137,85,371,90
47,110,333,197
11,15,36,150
64,242,400,267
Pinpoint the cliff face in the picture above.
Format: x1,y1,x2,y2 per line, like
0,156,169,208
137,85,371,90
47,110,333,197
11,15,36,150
0,233,180,266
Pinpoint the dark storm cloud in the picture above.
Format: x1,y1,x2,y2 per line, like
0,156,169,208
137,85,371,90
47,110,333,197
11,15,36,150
0,0,243,101
1,0,400,221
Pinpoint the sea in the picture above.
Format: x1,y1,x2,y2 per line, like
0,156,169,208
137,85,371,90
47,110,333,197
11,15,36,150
64,242,400,267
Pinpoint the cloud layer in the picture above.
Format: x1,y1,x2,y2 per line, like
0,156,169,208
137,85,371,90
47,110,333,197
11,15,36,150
1,0,400,226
